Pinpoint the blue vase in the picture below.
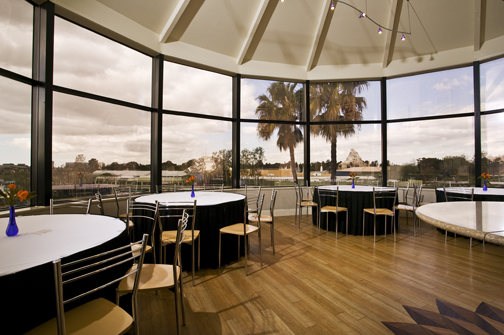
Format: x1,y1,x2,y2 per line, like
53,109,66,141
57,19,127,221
352,179,355,188
483,180,487,191
6,207,19,237
191,184,195,198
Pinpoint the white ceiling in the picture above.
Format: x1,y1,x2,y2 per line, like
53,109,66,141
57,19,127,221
53,0,504,80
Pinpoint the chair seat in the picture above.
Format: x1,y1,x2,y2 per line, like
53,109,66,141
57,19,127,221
321,205,348,213
396,204,414,211
248,214,273,223
25,298,133,335
220,223,259,236
162,230,200,244
118,263,180,293
363,208,394,216
132,244,152,257
298,201,317,207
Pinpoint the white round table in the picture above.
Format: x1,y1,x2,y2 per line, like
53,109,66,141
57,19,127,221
0,214,126,276
416,201,504,245
135,191,246,269
136,191,245,205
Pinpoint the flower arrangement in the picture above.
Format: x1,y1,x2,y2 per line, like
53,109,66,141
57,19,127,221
478,173,491,180
0,184,36,207
349,172,357,179
185,176,196,185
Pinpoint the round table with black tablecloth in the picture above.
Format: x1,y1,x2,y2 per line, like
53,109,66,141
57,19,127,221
0,214,130,335
134,191,246,269
312,185,397,236
436,187,504,202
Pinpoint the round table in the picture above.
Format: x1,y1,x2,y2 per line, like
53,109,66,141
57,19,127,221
312,185,397,235
436,187,504,202
416,201,504,246
0,214,129,334
135,191,246,269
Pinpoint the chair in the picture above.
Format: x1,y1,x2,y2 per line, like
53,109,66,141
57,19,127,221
114,187,135,237
395,184,423,236
318,187,349,238
204,183,224,191
50,198,92,214
95,191,105,215
363,187,398,243
295,183,318,229
25,234,149,335
249,189,277,253
117,211,189,335
157,200,199,286
245,185,261,214
127,199,157,263
219,194,265,276
156,184,177,193
443,186,475,245
443,187,474,202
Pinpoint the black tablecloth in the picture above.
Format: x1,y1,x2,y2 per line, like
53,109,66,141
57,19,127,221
133,197,246,269
0,228,130,335
312,188,396,236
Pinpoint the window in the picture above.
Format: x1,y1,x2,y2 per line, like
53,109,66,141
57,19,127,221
481,114,504,186
387,67,474,120
52,93,151,200
162,115,232,187
481,57,504,111
0,0,33,77
54,17,151,106
163,62,232,117
0,77,32,201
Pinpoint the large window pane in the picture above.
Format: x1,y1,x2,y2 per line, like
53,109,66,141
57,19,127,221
0,0,32,77
0,77,31,204
309,81,381,121
241,79,304,121
163,62,232,117
241,123,304,187
310,124,381,185
481,113,504,187
388,118,474,187
162,115,232,188
481,57,504,111
54,17,151,106
52,93,151,200
387,67,474,120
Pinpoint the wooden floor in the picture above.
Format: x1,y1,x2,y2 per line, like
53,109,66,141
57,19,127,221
135,214,504,335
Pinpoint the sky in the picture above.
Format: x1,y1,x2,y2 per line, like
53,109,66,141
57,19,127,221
1,0,504,169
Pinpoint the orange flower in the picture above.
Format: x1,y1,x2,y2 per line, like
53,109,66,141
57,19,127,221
7,184,16,190
16,190,29,202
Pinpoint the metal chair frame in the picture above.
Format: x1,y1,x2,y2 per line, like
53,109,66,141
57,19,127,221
318,187,349,238
127,199,158,264
50,198,92,215
363,187,398,243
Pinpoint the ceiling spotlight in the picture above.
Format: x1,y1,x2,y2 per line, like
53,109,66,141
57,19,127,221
359,12,366,18
378,27,382,34
330,1,335,10
401,35,406,41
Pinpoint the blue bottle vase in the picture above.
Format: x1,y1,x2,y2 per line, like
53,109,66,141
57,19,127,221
352,179,355,188
483,180,487,191
6,206,19,237
191,184,195,198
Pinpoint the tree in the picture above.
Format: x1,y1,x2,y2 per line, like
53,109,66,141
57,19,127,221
88,158,100,172
240,147,265,178
185,157,206,182
211,149,232,185
255,82,303,183
310,82,368,183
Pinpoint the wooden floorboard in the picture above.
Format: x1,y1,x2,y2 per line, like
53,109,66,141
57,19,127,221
133,215,504,334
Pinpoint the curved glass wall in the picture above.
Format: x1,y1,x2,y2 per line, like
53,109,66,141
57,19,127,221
1,1,504,205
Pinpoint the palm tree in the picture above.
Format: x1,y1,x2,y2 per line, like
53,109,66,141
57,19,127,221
310,81,368,183
255,82,303,184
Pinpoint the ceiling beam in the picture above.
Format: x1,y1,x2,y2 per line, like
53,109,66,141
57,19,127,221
474,0,486,51
159,0,191,43
382,0,403,68
237,0,278,65
306,0,335,72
